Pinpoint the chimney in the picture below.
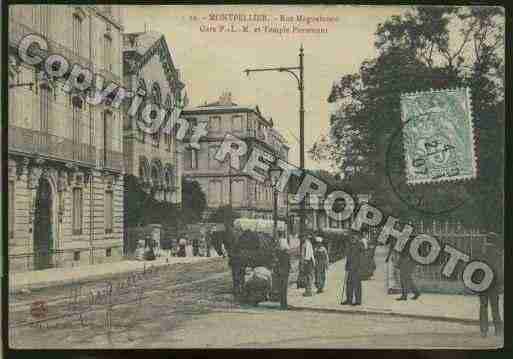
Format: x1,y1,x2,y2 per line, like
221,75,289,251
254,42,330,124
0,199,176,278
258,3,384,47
219,91,232,106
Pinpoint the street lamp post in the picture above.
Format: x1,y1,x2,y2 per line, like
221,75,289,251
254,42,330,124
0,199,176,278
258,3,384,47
244,44,306,267
269,162,283,240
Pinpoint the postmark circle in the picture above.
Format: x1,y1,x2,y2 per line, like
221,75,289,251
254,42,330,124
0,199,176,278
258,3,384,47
385,118,469,215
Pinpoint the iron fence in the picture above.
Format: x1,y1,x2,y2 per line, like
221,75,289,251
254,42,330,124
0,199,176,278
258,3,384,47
385,221,489,295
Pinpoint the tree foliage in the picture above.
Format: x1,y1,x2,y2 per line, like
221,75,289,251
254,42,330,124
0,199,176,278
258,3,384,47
124,175,207,227
310,6,504,231
181,179,207,224
208,205,241,228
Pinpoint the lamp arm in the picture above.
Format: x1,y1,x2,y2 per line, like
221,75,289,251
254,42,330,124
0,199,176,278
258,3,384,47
278,69,301,87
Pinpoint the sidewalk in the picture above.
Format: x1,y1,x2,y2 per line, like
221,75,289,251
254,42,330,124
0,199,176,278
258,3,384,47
9,251,222,293
287,245,504,324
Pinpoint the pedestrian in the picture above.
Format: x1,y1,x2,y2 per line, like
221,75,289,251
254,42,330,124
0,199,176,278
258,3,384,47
314,236,329,293
479,232,503,337
301,233,316,297
341,233,364,305
192,234,200,257
205,228,212,257
396,240,420,301
277,232,291,310
226,226,244,299
177,235,187,257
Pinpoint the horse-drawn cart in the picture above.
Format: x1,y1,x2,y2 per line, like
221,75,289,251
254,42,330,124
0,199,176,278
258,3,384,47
231,219,287,305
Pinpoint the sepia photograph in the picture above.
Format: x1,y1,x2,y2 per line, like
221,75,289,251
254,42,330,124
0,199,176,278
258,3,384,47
4,4,505,351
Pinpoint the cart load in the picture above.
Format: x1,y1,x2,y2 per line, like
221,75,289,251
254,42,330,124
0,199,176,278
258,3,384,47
227,219,287,305
233,219,286,268
243,267,273,305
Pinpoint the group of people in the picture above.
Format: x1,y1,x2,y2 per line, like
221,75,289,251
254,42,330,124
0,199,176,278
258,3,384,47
176,229,226,258
300,232,330,297
228,226,503,338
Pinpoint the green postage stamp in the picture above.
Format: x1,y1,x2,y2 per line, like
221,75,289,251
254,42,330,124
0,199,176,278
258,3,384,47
400,87,477,184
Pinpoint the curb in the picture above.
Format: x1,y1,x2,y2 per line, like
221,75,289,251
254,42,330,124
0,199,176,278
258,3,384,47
287,304,479,325
10,257,224,293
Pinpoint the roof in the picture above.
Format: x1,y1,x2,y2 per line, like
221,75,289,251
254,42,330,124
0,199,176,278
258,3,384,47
123,31,185,92
183,100,272,127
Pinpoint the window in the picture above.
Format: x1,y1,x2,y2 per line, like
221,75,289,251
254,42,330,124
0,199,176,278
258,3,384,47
74,251,80,261
209,146,221,169
209,116,221,132
106,248,112,257
185,148,198,169
9,181,14,238
103,34,112,71
248,118,255,136
232,180,244,206
72,102,81,144
40,87,49,132
164,132,172,151
208,180,223,205
105,190,113,233
72,188,83,235
103,111,112,166
231,115,243,132
187,118,197,138
72,14,82,56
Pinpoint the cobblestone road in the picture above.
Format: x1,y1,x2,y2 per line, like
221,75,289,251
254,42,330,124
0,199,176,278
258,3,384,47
8,256,502,349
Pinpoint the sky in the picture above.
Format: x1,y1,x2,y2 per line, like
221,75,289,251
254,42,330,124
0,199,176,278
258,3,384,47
124,5,405,170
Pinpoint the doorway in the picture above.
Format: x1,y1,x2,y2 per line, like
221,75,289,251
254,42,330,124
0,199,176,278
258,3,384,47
33,178,54,270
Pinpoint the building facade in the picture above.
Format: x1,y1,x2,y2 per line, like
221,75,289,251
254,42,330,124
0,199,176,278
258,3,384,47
122,31,185,253
122,31,184,204
289,193,371,234
181,93,290,220
8,5,125,272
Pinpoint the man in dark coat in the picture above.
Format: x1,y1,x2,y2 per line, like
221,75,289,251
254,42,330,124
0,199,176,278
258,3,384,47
479,233,503,337
192,235,200,256
396,240,420,301
277,233,291,310
341,233,364,305
226,226,245,300
314,236,329,293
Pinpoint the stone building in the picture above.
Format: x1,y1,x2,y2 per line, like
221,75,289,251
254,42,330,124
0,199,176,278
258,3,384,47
122,31,185,253
7,5,124,272
181,93,290,220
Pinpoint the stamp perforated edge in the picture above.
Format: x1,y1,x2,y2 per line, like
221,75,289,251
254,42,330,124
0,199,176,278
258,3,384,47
400,87,478,185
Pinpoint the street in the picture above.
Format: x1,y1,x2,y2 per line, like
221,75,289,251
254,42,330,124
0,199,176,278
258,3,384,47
8,256,502,349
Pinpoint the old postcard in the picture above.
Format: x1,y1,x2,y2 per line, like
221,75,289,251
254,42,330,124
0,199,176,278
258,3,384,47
5,4,505,351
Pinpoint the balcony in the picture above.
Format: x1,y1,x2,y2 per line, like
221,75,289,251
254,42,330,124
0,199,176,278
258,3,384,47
9,21,93,71
9,125,95,166
100,149,124,172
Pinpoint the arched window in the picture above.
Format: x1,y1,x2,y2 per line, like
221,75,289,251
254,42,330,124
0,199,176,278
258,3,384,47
137,79,148,143
139,156,150,181
151,83,162,105
151,159,163,187
150,83,162,147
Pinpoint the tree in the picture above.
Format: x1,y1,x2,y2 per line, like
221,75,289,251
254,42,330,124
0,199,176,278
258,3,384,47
181,179,207,224
208,205,241,229
311,6,504,231
124,174,182,227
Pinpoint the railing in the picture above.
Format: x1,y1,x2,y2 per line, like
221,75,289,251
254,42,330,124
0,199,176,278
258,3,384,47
9,126,96,166
9,20,93,71
101,149,124,172
385,221,490,295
